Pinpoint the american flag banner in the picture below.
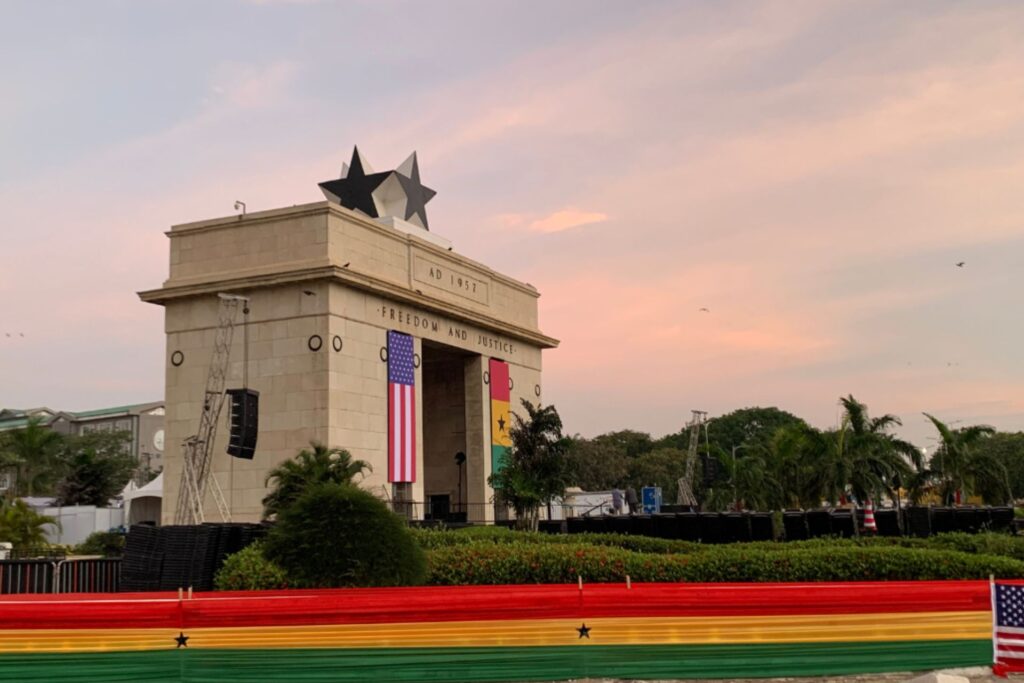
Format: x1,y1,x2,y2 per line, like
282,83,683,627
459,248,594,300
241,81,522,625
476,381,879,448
387,330,416,483
993,581,1024,676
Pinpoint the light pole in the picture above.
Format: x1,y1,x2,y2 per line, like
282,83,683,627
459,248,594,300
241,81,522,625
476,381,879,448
454,452,466,515
731,445,747,511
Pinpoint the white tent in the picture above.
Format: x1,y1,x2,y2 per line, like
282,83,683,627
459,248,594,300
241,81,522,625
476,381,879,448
122,473,163,526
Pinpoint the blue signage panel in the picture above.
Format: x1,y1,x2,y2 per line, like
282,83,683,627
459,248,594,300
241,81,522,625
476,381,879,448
641,486,662,515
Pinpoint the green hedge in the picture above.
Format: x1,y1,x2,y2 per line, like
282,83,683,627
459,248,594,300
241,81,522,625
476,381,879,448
424,541,1024,585
415,527,1024,561
216,529,1024,590
73,530,126,557
738,533,1024,561
214,542,290,591
909,532,1024,561
412,527,700,554
264,483,426,588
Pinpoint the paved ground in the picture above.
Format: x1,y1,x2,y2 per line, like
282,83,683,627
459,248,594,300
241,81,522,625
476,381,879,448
581,668,1019,682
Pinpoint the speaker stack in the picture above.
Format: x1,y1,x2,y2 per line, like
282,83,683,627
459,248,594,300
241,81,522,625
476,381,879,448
226,388,260,459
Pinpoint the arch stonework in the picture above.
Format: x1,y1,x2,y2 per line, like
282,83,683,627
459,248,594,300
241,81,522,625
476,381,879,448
139,201,558,523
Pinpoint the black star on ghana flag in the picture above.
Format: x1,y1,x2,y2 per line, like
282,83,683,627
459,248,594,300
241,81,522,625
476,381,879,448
497,416,506,432
394,152,436,231
319,147,393,219
174,632,189,648
576,623,591,639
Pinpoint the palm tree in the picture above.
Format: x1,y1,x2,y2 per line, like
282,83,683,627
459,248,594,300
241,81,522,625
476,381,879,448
0,444,18,503
0,418,65,497
704,444,780,511
488,400,570,531
764,423,826,509
0,499,57,550
809,422,855,506
922,413,1006,504
836,396,919,505
262,443,370,519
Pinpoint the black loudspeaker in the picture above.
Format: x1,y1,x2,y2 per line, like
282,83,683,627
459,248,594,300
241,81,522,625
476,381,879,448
700,453,722,488
783,510,808,541
226,388,259,459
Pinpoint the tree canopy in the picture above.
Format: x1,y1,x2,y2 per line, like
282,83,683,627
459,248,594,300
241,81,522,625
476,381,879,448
918,413,1006,505
704,407,809,455
975,432,1024,501
53,431,136,506
561,400,1013,510
488,400,571,530
564,437,629,491
0,499,57,549
262,443,370,519
0,419,64,498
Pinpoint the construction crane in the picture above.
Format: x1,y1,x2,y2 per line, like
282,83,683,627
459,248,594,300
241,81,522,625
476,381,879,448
174,293,250,525
677,410,708,507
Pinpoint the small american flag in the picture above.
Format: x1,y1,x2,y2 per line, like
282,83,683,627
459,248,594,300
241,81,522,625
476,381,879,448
993,582,1024,675
387,330,416,483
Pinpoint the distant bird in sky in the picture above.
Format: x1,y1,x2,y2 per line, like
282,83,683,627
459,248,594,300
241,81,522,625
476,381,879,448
699,307,710,313
955,261,965,267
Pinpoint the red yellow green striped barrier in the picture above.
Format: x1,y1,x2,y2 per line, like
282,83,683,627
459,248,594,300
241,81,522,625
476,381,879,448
0,582,994,681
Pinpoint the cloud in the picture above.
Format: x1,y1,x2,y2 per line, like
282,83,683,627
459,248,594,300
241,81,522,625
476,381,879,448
4,1,1024,448
492,213,527,229
243,0,323,4
528,209,608,233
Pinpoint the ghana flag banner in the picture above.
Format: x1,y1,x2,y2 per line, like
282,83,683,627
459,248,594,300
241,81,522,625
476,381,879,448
0,581,995,682
489,358,511,474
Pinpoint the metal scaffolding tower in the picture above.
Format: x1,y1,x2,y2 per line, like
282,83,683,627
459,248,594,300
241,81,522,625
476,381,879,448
677,409,708,507
174,294,249,525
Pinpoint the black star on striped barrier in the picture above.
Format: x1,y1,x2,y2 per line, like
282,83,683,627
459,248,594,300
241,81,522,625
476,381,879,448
175,632,189,648
497,416,506,432
577,623,591,639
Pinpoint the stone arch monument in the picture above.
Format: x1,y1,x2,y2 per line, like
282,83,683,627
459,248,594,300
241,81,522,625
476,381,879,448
139,149,558,523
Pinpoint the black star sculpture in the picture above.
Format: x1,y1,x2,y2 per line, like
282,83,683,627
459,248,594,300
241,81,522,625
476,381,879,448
174,632,189,648
319,147,393,219
394,152,437,230
319,148,437,231
576,623,591,639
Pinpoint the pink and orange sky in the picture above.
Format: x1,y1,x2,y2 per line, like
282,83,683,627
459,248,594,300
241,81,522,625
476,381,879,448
1,1,1022,447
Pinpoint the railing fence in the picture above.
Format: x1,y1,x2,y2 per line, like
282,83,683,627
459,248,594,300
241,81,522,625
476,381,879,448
0,557,121,595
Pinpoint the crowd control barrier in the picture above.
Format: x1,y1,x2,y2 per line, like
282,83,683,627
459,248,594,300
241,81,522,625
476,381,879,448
0,581,994,681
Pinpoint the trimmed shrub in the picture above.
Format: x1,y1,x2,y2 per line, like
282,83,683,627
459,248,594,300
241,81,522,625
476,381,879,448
676,545,1024,582
742,532,1024,561
264,482,426,588
923,532,1024,561
74,530,126,557
424,541,1024,585
214,542,289,591
412,527,700,554
416,527,1024,562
